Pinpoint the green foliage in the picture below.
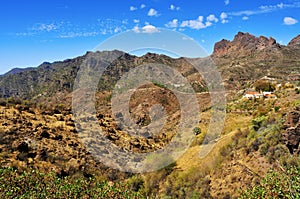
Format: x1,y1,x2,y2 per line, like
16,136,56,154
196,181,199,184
193,127,201,135
253,80,275,92
252,115,268,131
0,167,143,199
127,175,144,192
240,166,300,199
153,81,167,89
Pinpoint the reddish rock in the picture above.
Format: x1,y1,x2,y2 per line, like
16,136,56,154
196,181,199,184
213,32,280,57
283,107,300,154
288,35,300,46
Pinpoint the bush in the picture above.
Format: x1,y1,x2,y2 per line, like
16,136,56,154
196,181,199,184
193,127,201,135
253,80,275,92
0,167,144,199
240,166,300,199
252,115,268,131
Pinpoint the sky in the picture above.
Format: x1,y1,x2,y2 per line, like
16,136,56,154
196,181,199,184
0,0,300,74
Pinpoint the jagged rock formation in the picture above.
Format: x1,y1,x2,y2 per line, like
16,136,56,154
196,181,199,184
288,35,300,46
213,32,280,58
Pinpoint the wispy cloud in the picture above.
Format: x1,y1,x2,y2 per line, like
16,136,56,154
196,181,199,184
166,14,220,30
32,22,62,32
224,0,230,5
228,2,300,17
59,31,99,38
148,8,159,17
165,19,178,28
170,4,180,11
242,16,249,20
283,17,298,25
16,18,130,39
140,4,146,9
130,6,137,11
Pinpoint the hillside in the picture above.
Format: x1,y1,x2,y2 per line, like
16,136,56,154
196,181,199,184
0,32,300,198
1,32,300,102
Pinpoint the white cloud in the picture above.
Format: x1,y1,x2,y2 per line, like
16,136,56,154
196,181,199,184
114,27,122,33
140,4,146,9
130,6,137,11
165,19,178,28
220,12,227,19
133,24,159,33
229,2,300,17
142,24,159,33
148,8,159,17
284,17,298,25
205,21,212,27
179,14,220,30
220,12,229,23
224,0,230,5
182,36,192,40
59,31,99,38
277,3,284,9
207,14,218,23
133,19,140,23
170,4,180,11
259,3,291,11
242,16,249,20
180,16,207,30
133,25,140,33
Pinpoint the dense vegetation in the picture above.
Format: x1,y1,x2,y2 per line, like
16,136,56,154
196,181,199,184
240,166,300,198
0,167,143,199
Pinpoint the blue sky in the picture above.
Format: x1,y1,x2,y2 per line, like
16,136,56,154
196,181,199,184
0,0,300,74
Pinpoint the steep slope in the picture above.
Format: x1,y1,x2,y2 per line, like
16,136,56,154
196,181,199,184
0,51,207,103
213,32,300,90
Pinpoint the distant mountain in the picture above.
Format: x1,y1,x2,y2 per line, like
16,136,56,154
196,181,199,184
212,32,300,90
3,67,36,76
213,31,280,58
0,32,300,102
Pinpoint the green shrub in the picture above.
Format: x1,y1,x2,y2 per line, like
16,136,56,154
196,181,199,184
240,166,300,199
0,167,144,199
193,127,201,135
252,115,268,131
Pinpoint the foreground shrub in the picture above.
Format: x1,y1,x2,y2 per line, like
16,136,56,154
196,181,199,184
240,166,300,199
0,167,143,199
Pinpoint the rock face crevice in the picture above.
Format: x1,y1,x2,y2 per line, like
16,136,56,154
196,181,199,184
283,107,300,154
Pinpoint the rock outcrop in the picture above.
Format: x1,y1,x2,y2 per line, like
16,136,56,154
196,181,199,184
213,32,280,57
288,35,300,46
283,107,300,154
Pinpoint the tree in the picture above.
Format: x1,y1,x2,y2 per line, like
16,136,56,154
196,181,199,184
253,80,275,92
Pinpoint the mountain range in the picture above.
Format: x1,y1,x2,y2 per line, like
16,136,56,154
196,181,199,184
1,31,300,103
0,31,300,198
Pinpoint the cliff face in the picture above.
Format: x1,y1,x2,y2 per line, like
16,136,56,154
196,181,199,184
213,32,280,57
288,35,300,46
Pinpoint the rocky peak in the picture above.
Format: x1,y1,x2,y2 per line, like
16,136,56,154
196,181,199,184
288,35,300,46
213,32,280,57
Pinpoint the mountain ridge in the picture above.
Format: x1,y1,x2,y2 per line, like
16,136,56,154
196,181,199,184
1,31,300,102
